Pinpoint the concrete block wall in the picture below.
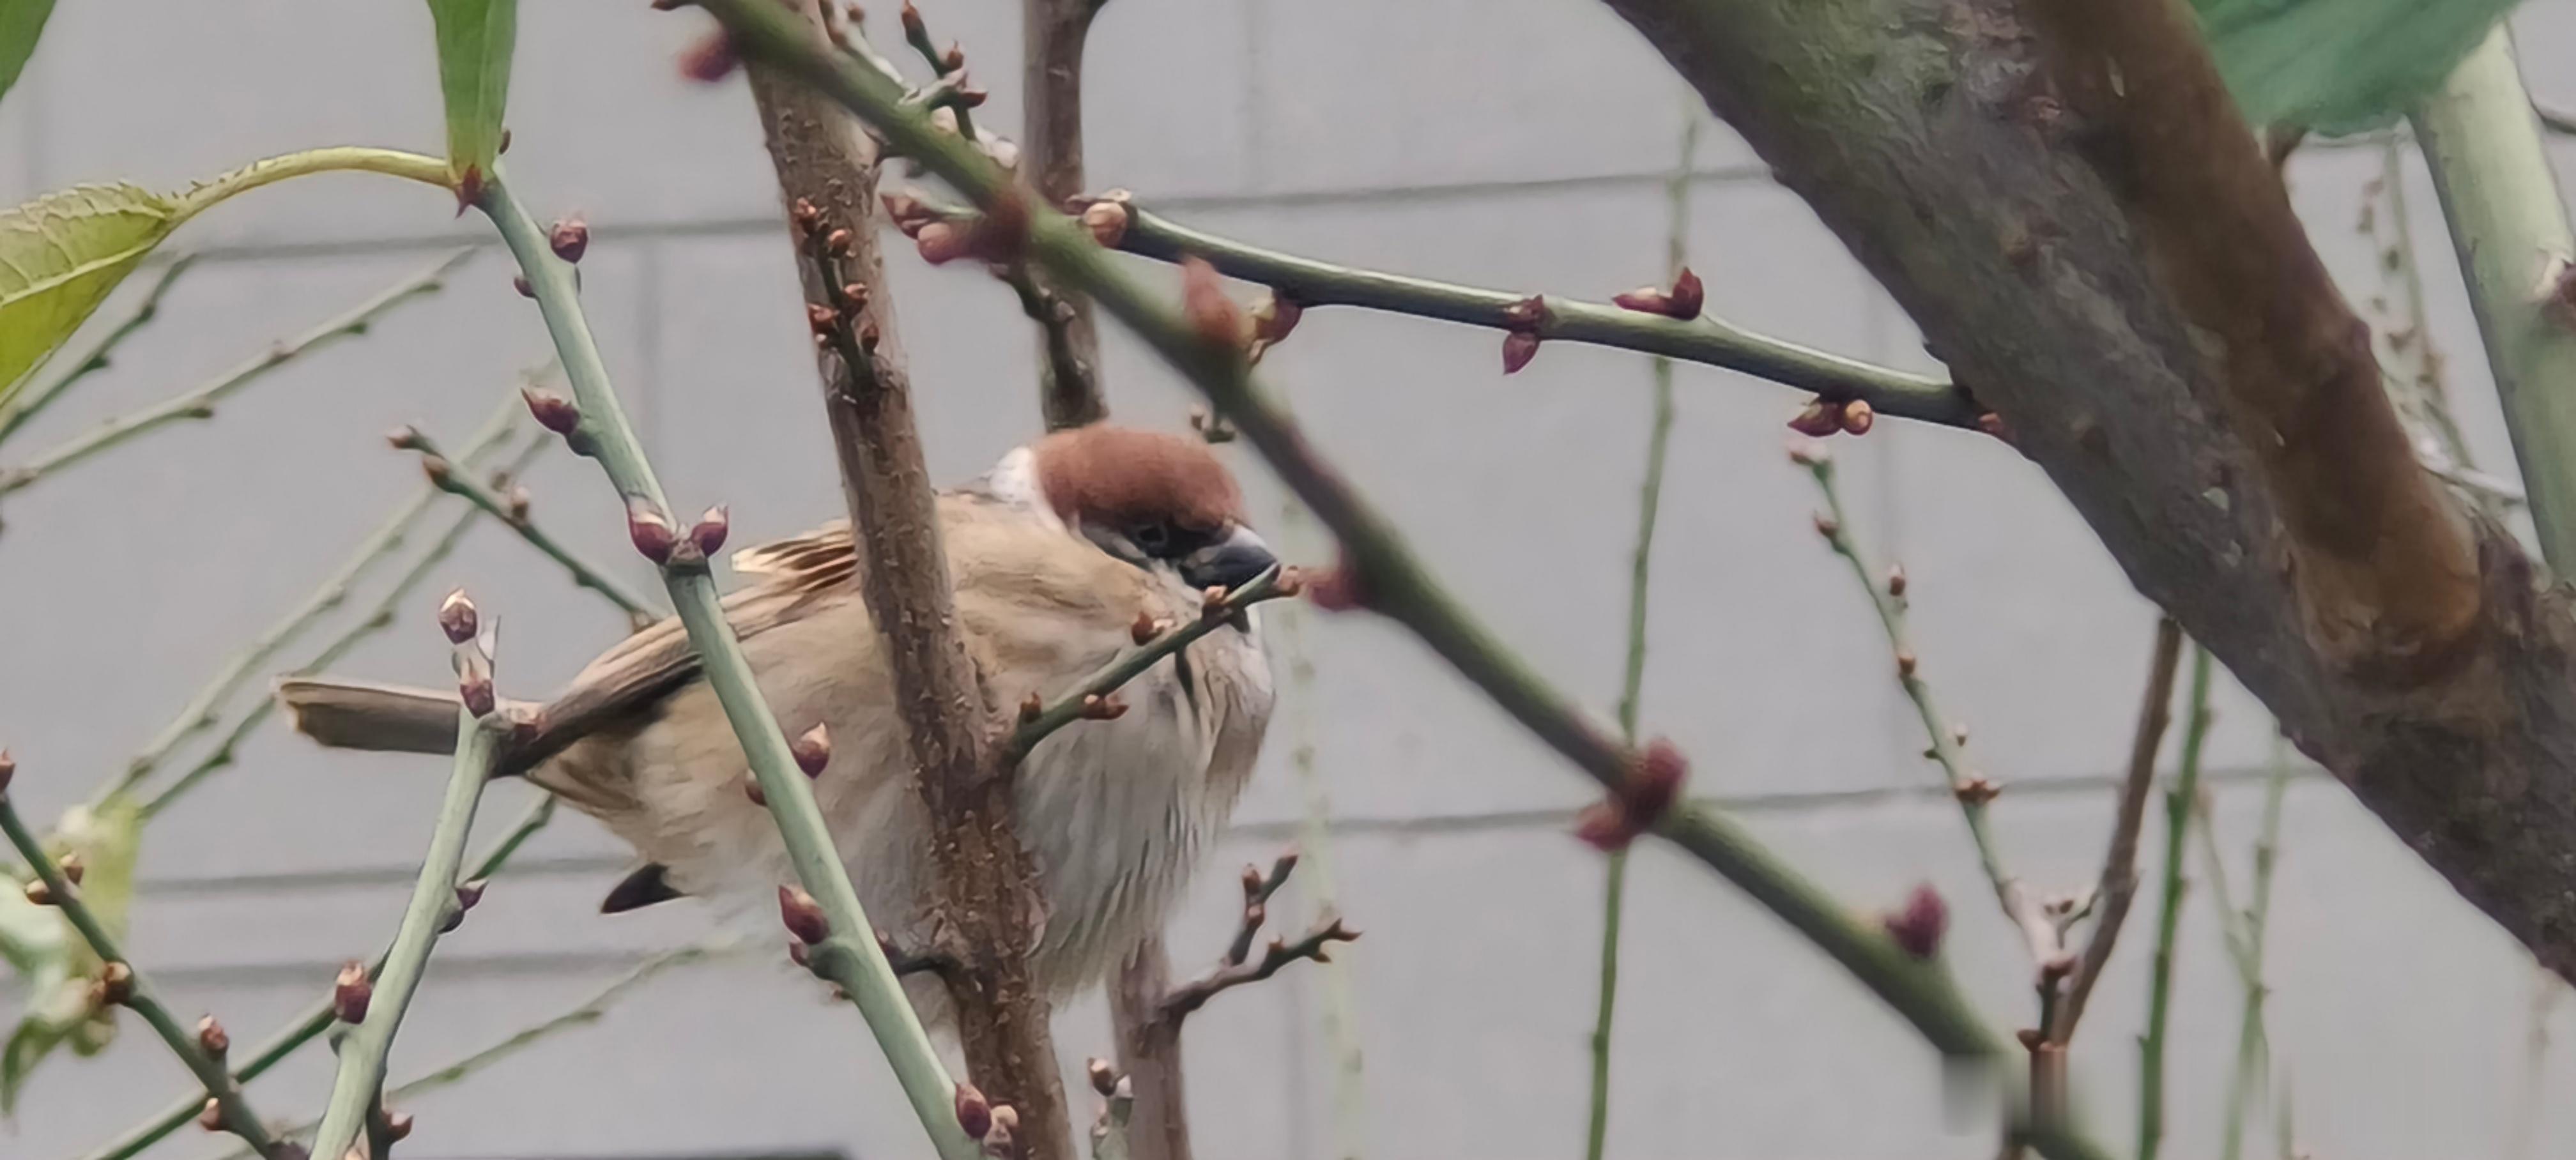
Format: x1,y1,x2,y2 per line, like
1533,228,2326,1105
4,2,2575,1157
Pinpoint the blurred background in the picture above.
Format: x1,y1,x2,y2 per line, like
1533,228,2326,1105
3,1,2572,1157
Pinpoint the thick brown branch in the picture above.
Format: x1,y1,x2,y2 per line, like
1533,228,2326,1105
1022,0,1108,429
742,5,1072,1157
1594,0,2576,984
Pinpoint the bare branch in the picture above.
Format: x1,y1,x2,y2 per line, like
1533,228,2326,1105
2051,616,2184,1042
395,424,664,628
1005,565,1294,759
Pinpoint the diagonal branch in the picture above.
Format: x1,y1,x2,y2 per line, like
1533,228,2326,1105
0,761,285,1158
395,425,664,627
1020,0,1108,429
1004,565,1292,759
2051,616,2184,1043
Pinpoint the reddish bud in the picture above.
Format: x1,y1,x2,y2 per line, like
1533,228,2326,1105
940,42,965,72
1181,257,1245,349
1667,267,1705,319
793,722,832,777
900,0,925,39
456,878,487,913
1840,399,1876,435
512,275,534,299
807,303,840,336
1787,400,1844,436
1611,287,1673,316
1080,200,1130,248
1884,883,1949,958
198,1016,230,1060
1018,693,1044,722
199,1099,223,1133
990,1104,1020,1136
97,961,134,1005
1955,777,2001,806
791,198,824,234
1887,565,1908,598
454,166,485,214
1499,294,1548,329
1977,412,2012,442
955,1083,992,1139
1501,330,1541,374
914,221,971,265
386,424,429,452
417,455,457,490
504,484,533,523
458,671,496,718
1574,800,1639,852
1131,611,1162,645
334,961,372,1024
779,885,829,945
1629,738,1687,823
438,588,479,645
825,227,855,257
691,504,731,557
1081,694,1128,721
23,878,54,906
1250,294,1302,348
0,749,13,795
549,217,590,264
956,84,988,107
385,1111,415,1141
1305,559,1368,613
521,386,580,434
839,282,870,309
1087,1058,1119,1098
1239,862,1266,898
1896,650,1918,678
627,496,678,564
1813,512,1841,539
678,30,740,82
498,127,512,155
57,852,84,885
744,774,767,806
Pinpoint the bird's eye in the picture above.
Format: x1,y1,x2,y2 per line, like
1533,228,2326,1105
1131,521,1172,554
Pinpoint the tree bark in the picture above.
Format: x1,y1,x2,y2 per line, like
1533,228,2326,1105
745,4,1075,1156
1600,0,2576,981
1023,0,1108,429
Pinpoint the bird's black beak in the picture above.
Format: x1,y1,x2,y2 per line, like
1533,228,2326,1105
1178,525,1278,594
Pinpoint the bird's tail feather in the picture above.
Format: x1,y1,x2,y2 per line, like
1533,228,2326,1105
275,677,470,756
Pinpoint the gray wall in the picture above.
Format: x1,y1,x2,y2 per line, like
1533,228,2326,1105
4,1,2574,1157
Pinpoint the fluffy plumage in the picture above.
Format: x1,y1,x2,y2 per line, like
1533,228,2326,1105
277,426,1275,1010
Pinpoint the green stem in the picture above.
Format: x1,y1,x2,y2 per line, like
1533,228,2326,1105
1108,205,1972,427
106,392,519,806
0,791,282,1157
475,167,979,1160
133,428,545,820
0,255,198,448
2140,645,2213,1160
1588,105,1694,1160
1004,565,1288,759
2411,26,2576,565
307,687,500,1160
403,429,664,627
77,795,555,1160
0,249,473,498
2218,736,2290,1160
172,147,453,219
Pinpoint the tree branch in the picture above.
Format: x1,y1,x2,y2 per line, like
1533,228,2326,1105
395,425,664,628
0,762,285,1159
1003,564,1291,759
305,593,502,1160
2137,644,2213,1160
1591,0,2576,985
745,5,1073,1155
0,249,471,498
477,166,983,1160
1022,0,1108,429
2050,616,2183,1044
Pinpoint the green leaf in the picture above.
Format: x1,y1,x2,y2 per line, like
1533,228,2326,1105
2191,0,2522,135
0,0,56,111
0,798,137,1118
0,183,183,411
425,0,517,197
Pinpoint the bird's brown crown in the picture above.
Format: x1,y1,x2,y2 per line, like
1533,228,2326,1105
1032,425,1247,534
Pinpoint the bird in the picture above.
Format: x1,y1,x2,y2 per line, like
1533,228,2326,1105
275,424,1278,1011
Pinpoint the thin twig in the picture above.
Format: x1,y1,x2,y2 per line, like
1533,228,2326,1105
0,255,200,449
397,427,663,627
1798,445,2050,960
79,795,556,1160
305,596,503,1160
2050,617,2184,1042
1094,201,1975,426
1153,855,1356,1026
1588,103,1695,1160
0,249,473,497
2140,644,2214,1160
2219,735,2292,1160
1004,565,1291,759
694,19,2126,1157
105,393,521,806
132,428,550,820
896,1,976,141
477,167,982,1160
0,773,284,1158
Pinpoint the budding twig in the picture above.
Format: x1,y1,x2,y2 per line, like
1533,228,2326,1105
1003,565,1292,760
0,255,200,450
2049,617,2184,1043
0,249,473,497
1158,915,1360,1026
305,592,507,1160
0,765,287,1158
80,795,560,1160
401,426,664,628
476,167,979,1160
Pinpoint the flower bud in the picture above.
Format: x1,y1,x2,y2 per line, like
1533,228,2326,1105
779,885,829,945
549,217,590,264
199,1099,223,1133
1840,399,1876,435
1501,330,1540,374
334,961,372,1024
955,1082,993,1140
1080,694,1128,721
1667,267,1705,319
386,424,429,452
915,221,970,265
627,496,677,564
1787,400,1844,437
521,386,580,434
385,1111,415,1141
512,275,534,299
1611,287,1673,316
198,1016,230,1060
1087,1058,1119,1098
1887,565,1908,598
807,303,840,336
438,588,479,645
1499,294,1547,329
900,1,925,40
1018,693,1044,722
791,198,824,235
1080,200,1130,248
793,722,832,777
678,30,740,83
458,671,496,719
691,504,731,558
23,878,54,906
98,961,135,1005
1884,883,1948,958
744,774,767,807
57,852,84,885
1131,612,1162,645
826,228,855,257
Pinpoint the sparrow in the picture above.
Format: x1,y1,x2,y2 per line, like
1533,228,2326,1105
277,424,1277,1008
